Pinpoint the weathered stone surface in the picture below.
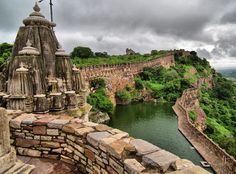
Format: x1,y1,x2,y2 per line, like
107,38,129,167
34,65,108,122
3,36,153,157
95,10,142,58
99,137,117,152
124,159,145,174
168,166,211,174
131,139,161,156
83,122,98,127
41,141,61,148
95,124,112,132
48,119,70,129
21,114,37,125
85,149,95,161
112,132,129,140
75,127,95,136
172,159,194,171
87,131,112,147
62,123,83,134
16,138,40,147
41,136,52,141
47,129,59,136
10,114,31,129
107,140,128,159
33,126,46,135
33,116,56,126
142,150,180,172
17,147,41,157
109,158,124,174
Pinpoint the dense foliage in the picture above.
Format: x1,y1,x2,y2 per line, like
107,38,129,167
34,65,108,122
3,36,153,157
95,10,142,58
87,79,114,115
72,49,167,67
0,43,13,65
200,74,236,158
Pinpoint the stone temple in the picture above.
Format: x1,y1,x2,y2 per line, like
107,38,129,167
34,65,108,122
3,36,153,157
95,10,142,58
0,3,87,113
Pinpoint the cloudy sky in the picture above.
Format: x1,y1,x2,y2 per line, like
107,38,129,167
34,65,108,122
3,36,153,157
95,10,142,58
1,0,236,69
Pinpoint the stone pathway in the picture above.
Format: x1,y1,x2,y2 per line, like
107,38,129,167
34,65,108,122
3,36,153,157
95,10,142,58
17,156,76,174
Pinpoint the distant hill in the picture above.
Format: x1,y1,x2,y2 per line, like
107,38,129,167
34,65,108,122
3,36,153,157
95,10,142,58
218,68,236,82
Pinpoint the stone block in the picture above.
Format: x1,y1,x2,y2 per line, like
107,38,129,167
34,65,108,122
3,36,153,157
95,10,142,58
21,114,37,125
47,129,59,136
83,122,98,127
16,138,40,147
48,119,70,129
142,150,180,172
33,126,46,135
112,132,129,140
107,166,118,174
17,147,41,157
130,139,160,156
124,159,145,174
87,131,112,147
75,127,95,136
172,159,194,171
95,124,112,132
85,149,95,161
33,115,57,126
62,123,83,133
41,136,52,141
10,114,31,129
107,140,128,159
99,137,117,152
41,141,61,148
168,165,211,174
109,158,124,174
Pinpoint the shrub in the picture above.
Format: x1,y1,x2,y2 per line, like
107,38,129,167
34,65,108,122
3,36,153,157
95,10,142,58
151,50,158,55
90,78,106,89
95,52,108,57
135,78,144,90
87,88,114,114
189,111,197,122
116,89,132,103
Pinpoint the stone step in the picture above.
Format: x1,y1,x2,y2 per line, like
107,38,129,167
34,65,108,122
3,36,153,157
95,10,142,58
4,160,34,174
16,164,35,174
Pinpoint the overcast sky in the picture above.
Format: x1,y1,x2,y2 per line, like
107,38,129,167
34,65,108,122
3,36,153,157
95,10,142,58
1,0,236,69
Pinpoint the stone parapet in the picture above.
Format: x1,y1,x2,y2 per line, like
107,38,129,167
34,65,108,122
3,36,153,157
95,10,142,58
9,112,209,174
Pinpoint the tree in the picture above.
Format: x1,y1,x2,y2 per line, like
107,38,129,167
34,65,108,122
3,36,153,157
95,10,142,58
95,52,108,58
151,50,158,55
71,46,93,59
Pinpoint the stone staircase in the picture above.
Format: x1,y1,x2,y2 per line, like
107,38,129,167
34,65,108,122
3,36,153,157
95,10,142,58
2,160,35,174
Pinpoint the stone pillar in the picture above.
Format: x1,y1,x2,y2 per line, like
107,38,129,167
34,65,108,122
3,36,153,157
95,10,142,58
0,108,10,156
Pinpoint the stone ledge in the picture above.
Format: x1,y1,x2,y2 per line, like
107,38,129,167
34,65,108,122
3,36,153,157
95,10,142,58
9,112,210,174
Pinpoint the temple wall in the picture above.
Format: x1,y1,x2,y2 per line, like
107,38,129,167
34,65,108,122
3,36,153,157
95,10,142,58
9,112,209,174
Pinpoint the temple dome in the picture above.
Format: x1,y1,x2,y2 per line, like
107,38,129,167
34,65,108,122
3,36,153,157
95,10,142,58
23,2,56,27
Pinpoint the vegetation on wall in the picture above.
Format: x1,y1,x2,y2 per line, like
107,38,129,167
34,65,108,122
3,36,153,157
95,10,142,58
87,79,114,115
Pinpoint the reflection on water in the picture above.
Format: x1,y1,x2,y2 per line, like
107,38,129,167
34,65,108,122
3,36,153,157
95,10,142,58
109,102,214,173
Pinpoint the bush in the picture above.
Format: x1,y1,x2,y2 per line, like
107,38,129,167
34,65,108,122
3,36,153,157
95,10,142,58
87,88,114,115
90,78,106,89
135,78,144,90
189,111,197,122
116,89,132,103
71,46,93,59
95,52,108,57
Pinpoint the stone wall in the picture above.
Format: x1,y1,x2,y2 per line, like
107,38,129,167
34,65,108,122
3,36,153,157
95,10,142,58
9,112,209,174
173,90,236,174
80,54,175,104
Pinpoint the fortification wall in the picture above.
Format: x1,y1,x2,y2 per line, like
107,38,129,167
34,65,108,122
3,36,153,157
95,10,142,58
9,111,209,174
173,89,236,174
80,54,175,104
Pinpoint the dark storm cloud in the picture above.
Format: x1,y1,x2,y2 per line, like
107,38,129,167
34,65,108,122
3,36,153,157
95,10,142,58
1,0,236,68
197,48,212,59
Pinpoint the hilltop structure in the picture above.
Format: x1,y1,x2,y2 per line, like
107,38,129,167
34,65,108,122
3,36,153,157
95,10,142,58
0,3,87,113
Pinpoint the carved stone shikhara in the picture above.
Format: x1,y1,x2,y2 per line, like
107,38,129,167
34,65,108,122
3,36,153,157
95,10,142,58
0,3,87,113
